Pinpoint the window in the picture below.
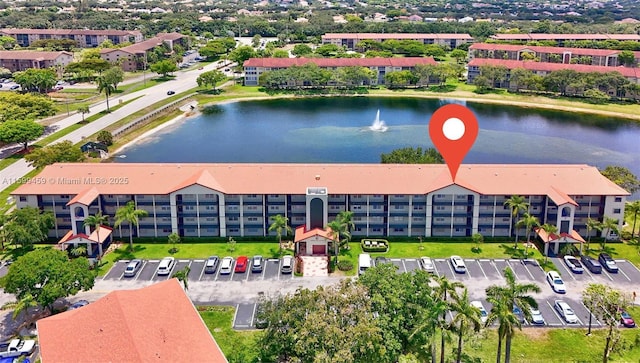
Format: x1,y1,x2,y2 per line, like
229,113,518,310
372,205,382,210
436,218,445,222
228,216,238,221
394,228,404,232
184,206,194,211
248,217,258,221
615,197,622,203
19,196,27,202
205,206,215,210
394,205,404,210
414,205,424,210
436,206,445,211
60,195,69,199
613,208,621,214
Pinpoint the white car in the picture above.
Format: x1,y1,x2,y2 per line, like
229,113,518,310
157,257,175,276
554,300,578,324
471,300,488,323
220,256,234,275
563,256,584,274
529,307,545,325
419,257,435,273
0,339,36,358
546,271,566,294
450,255,467,273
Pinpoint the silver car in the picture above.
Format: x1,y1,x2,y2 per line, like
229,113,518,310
419,257,435,273
123,259,142,277
530,307,545,325
555,300,578,324
220,256,234,275
281,255,294,274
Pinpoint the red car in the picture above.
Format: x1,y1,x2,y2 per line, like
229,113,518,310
234,256,248,273
621,310,636,328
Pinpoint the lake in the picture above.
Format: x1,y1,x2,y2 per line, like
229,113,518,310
115,97,640,179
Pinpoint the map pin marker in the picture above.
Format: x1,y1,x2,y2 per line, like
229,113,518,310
428,104,479,182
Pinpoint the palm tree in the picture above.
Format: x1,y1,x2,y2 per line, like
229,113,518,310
625,201,640,238
268,214,292,254
485,295,519,363
172,265,191,290
600,217,619,249
337,210,355,249
449,288,482,363
114,201,148,250
504,195,529,248
83,211,109,258
435,275,464,363
78,105,90,122
410,295,449,363
539,223,558,261
327,218,346,265
70,245,87,257
516,213,539,259
585,218,601,252
96,75,115,112
486,267,540,363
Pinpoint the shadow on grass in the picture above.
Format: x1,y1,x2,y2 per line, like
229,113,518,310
428,84,456,93
1,246,37,261
110,244,147,260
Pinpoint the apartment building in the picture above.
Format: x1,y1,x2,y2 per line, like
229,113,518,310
490,33,640,45
0,50,73,72
12,163,627,243
0,28,143,48
100,32,186,71
243,57,437,86
321,33,474,50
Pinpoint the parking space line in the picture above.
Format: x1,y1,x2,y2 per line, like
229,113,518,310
618,268,632,281
401,259,407,273
546,300,566,326
505,261,520,280
446,260,457,279
102,262,119,281
580,301,601,327
602,269,614,282
582,265,595,280
134,261,147,281
250,303,257,328
232,304,240,328
198,261,206,281
477,261,488,279
490,261,502,277
557,260,576,281
520,261,536,280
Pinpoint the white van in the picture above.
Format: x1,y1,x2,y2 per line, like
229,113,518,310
358,253,372,275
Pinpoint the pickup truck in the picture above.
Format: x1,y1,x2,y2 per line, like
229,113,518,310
0,339,35,358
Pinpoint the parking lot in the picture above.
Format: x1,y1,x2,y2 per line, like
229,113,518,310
103,257,295,283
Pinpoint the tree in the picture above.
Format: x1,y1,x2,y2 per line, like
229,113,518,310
292,44,313,57
13,68,57,93
78,105,90,122
543,69,579,95
516,212,539,259
196,70,226,90
600,217,619,248
96,75,115,112
65,58,111,77
384,70,416,88
228,45,258,64
471,232,484,253
97,130,113,146
600,166,640,194
0,119,44,151
486,267,541,363
479,65,508,88
327,218,346,265
0,93,56,122
83,211,109,258
485,296,517,363
172,265,190,290
625,200,640,238
258,280,386,363
168,232,180,254
102,66,124,91
583,284,631,363
449,288,482,363
24,140,85,168
450,49,467,63
70,245,87,257
114,200,149,249
618,50,636,67
586,218,602,252
336,66,376,87
0,248,95,313
380,147,444,164
410,294,448,363
252,34,262,48
435,275,464,363
268,214,292,254
3,207,54,249
150,59,178,77
504,195,529,248
272,49,289,58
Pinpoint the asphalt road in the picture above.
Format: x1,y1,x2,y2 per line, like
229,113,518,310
0,60,231,195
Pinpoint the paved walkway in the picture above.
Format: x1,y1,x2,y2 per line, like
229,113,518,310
300,256,329,277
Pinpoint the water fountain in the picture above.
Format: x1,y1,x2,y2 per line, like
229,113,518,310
369,109,388,132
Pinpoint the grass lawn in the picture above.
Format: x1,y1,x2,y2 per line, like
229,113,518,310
199,306,262,362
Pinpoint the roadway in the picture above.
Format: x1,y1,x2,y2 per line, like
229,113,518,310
0,60,232,195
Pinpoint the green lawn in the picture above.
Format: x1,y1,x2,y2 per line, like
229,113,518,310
199,304,640,363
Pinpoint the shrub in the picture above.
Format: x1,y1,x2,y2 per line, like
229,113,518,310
337,260,353,271
361,239,389,252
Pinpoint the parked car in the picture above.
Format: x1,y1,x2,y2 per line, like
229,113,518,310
513,304,525,323
204,256,219,274
166,90,176,95
529,307,545,325
620,310,636,328
0,339,35,358
554,300,578,324
123,259,143,277
581,255,602,274
375,257,388,266
419,257,435,273
157,257,175,275
235,256,248,273
9,85,19,90
281,255,294,274
563,255,584,274
598,253,619,273
68,300,89,311
450,255,467,273
220,256,234,274
546,271,566,294
251,255,263,273
471,301,488,323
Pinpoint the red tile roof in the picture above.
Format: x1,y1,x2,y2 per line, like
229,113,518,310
13,163,630,197
322,33,473,40
535,228,585,243
37,279,228,363
117,32,185,55
0,50,72,61
0,28,142,37
470,43,634,57
295,225,334,242
468,58,640,78
243,57,436,68
491,33,640,41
